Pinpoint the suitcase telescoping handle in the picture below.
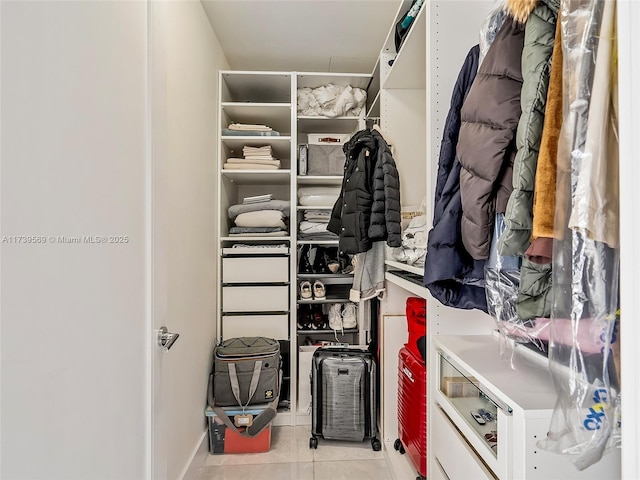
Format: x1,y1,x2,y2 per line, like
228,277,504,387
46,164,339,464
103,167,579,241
314,346,373,358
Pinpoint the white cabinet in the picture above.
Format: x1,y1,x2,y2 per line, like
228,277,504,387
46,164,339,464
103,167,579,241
216,71,296,423
433,335,621,480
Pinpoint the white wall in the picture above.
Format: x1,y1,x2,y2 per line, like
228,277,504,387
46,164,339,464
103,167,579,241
0,2,148,479
163,1,228,478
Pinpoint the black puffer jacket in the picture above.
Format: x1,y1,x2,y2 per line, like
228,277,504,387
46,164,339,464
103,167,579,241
327,129,401,254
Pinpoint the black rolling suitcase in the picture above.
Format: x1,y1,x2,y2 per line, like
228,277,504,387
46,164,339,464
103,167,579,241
309,347,381,451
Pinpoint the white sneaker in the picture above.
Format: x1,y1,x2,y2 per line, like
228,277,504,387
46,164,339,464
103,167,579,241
328,304,343,331
342,303,357,329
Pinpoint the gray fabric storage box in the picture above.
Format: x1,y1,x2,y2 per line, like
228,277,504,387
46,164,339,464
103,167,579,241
307,144,346,176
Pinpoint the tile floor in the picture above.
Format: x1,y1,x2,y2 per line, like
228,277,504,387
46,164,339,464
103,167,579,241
198,425,392,480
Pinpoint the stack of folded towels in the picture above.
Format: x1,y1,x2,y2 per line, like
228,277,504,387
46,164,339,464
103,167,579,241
228,194,290,236
221,123,280,136
297,187,341,240
299,209,336,240
223,145,281,170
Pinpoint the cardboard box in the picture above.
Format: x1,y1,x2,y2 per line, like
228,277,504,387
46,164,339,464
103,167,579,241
442,376,479,398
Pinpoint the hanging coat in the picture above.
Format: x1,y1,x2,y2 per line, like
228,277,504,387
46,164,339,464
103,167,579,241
327,129,401,254
423,45,486,311
458,16,525,260
498,0,559,258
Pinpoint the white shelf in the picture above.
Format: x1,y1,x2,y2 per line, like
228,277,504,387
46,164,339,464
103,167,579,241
297,240,338,245
220,236,292,242
434,335,556,412
382,4,426,90
222,103,292,134
385,259,423,275
384,270,428,299
220,71,292,103
296,175,343,185
222,246,289,255
221,136,291,159
297,205,333,210
366,90,381,119
220,169,291,184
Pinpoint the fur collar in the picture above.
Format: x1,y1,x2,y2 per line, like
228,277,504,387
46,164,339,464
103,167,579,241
505,0,540,24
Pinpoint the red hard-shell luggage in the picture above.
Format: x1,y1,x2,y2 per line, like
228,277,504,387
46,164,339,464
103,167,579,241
395,346,427,479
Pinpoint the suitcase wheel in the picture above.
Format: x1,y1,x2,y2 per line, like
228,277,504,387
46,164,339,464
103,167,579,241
371,438,382,451
309,436,318,449
417,476,426,480
393,438,405,454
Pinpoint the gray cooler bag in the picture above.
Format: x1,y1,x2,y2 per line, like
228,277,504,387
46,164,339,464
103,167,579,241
213,336,281,407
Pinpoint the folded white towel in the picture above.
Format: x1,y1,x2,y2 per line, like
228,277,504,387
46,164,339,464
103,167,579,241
226,158,281,167
243,146,272,153
242,194,273,204
228,156,276,161
229,123,272,131
235,210,286,229
223,163,279,170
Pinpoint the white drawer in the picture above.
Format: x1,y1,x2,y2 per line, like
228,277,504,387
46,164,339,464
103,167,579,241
222,314,289,340
222,285,289,312
222,256,289,283
433,405,494,480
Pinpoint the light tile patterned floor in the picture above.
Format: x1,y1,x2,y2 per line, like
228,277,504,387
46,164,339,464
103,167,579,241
198,426,392,480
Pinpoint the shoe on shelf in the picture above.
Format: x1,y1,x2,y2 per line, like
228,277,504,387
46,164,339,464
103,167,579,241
299,280,312,300
313,280,326,300
311,305,326,330
296,305,313,330
328,304,343,331
342,303,357,329
298,245,313,274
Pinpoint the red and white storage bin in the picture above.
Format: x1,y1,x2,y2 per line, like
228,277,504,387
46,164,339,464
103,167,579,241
205,405,272,454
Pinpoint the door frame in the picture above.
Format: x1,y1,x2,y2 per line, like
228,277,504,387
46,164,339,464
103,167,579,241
147,1,169,479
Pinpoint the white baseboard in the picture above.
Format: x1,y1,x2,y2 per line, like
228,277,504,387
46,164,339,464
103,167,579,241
180,431,208,480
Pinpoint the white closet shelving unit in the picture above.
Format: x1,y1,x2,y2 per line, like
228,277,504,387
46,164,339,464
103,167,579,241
216,69,376,427
375,1,623,479
216,70,296,426
293,71,371,425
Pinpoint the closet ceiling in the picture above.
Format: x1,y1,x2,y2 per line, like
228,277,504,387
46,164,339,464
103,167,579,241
201,0,399,73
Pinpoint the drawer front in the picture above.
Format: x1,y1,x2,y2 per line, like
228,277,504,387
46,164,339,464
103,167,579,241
433,405,495,480
222,314,288,340
222,285,289,312
222,256,289,283
430,459,450,480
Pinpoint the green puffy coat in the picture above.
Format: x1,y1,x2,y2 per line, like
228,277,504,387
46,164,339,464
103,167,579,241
498,0,559,320
498,0,559,258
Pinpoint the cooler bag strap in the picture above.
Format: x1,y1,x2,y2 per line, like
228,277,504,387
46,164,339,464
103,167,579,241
209,370,281,438
228,360,262,408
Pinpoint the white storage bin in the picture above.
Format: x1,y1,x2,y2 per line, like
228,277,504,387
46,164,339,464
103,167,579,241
222,256,289,283
307,133,351,145
222,314,289,340
222,285,289,312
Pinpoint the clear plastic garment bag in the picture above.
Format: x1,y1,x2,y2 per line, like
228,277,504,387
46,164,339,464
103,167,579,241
539,0,621,470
